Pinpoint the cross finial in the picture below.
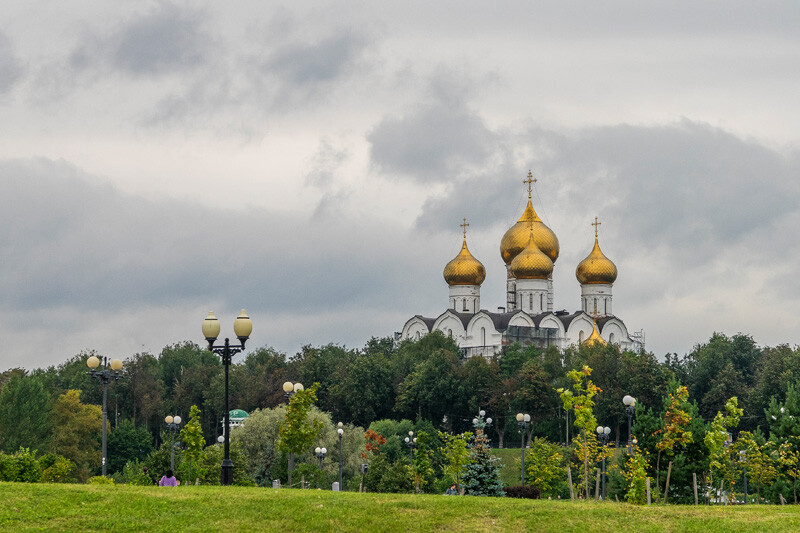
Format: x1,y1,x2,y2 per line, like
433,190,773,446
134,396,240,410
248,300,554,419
460,218,469,239
591,216,601,238
523,170,537,198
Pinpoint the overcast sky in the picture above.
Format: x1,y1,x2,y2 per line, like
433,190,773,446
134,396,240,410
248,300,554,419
2,1,799,371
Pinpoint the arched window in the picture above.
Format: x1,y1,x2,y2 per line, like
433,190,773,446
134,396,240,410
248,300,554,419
463,298,469,312
609,332,616,344
415,331,421,340
447,328,453,337
529,293,533,310
579,330,585,343
481,327,486,347
593,298,597,315
604,299,607,315
539,293,543,311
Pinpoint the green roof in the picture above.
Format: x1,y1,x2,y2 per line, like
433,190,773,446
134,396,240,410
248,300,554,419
229,409,249,419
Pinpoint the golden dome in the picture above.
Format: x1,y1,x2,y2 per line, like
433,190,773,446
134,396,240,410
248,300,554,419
576,236,617,285
510,231,554,279
443,238,486,286
583,322,607,347
500,198,559,265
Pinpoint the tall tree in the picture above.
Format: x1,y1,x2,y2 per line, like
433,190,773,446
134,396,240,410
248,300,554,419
49,390,102,482
0,374,52,453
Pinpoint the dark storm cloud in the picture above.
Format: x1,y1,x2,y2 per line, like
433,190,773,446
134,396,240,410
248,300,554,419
367,104,496,183
68,2,211,76
412,120,799,267
0,158,435,316
0,31,23,93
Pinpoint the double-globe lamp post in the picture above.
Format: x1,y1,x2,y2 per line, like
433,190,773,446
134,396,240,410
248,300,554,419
516,413,531,485
596,425,611,500
165,415,182,471
404,431,416,463
282,381,303,488
623,395,636,453
86,356,123,477
202,310,253,486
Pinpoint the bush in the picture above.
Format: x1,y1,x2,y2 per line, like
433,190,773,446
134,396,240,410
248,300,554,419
0,448,42,482
87,475,114,485
113,460,154,486
40,454,76,483
503,485,541,499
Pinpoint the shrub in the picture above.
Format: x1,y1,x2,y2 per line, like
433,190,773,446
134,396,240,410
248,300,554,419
40,454,76,483
503,485,541,499
0,448,42,482
87,476,114,485
113,460,154,486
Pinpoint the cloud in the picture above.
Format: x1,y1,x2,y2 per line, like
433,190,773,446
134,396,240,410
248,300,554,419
0,31,23,93
0,157,446,368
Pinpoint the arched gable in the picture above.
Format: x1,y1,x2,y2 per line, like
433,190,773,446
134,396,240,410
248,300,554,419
538,314,566,339
433,311,467,342
466,312,501,348
566,312,595,347
401,316,431,341
598,317,629,346
508,311,535,328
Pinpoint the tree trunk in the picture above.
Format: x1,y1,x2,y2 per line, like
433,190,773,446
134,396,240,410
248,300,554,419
567,466,574,501
583,434,589,499
594,468,601,500
663,461,673,504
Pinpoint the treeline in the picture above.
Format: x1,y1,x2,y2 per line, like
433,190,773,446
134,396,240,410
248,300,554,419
0,331,798,482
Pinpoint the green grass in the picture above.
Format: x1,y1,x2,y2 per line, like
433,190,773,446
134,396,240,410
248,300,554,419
2,482,800,532
492,447,525,486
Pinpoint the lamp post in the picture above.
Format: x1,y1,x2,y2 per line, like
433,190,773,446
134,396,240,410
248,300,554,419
516,413,530,485
165,415,183,471
472,409,492,431
739,450,748,504
86,355,123,477
404,431,417,463
315,447,327,469
596,425,611,500
281,381,303,488
623,395,636,453
202,310,252,486
337,422,344,490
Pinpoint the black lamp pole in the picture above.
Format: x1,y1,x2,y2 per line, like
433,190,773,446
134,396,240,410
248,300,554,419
337,423,344,490
517,413,530,485
87,356,123,477
165,415,182,471
203,310,252,486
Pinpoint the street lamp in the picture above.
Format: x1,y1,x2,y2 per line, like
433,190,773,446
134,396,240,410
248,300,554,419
202,310,252,486
86,355,123,476
472,409,493,431
165,415,183,471
315,446,327,469
281,381,304,488
404,431,417,463
623,395,636,453
516,413,531,485
337,422,344,490
596,425,611,500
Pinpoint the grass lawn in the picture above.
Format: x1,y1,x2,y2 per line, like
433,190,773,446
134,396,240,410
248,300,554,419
2,482,800,532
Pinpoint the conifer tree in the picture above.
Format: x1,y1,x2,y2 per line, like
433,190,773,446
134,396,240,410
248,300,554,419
462,424,504,496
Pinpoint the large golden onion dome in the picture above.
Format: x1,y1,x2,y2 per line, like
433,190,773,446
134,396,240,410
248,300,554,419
443,237,486,286
510,231,554,279
576,235,618,285
583,322,607,347
500,198,559,265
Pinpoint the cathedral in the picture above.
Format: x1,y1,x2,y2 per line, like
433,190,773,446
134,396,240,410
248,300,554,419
400,172,643,356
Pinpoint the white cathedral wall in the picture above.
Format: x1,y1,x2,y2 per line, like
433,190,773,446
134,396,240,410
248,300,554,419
448,284,481,313
466,314,502,349
433,314,467,343
580,283,613,317
566,315,595,346
401,318,430,341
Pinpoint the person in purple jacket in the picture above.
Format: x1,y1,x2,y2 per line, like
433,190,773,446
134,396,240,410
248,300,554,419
159,470,179,486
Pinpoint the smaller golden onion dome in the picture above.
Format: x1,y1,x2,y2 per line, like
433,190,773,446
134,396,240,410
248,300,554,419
576,236,617,285
443,238,486,286
583,322,607,347
510,231,554,279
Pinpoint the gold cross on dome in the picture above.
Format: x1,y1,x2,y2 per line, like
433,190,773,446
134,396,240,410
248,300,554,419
523,170,537,197
592,216,601,238
460,218,469,238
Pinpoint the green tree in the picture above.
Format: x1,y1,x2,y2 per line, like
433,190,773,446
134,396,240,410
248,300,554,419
0,374,52,453
557,365,600,498
179,405,206,484
525,437,566,495
48,390,101,482
439,431,472,494
107,419,154,474
704,397,743,501
654,383,693,499
462,427,504,497
279,383,324,487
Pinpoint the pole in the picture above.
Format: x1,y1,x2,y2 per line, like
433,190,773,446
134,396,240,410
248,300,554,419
626,407,633,454
101,374,108,477
221,338,233,485
170,427,175,471
743,466,748,504
520,422,526,485
602,455,606,500
338,433,343,490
